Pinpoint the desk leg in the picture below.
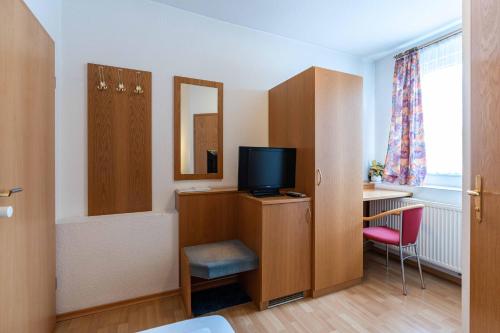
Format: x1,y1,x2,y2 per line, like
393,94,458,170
363,201,370,228
363,201,372,252
181,250,192,318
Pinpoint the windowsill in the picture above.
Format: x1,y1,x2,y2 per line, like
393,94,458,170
373,182,463,207
420,184,462,191
375,182,462,192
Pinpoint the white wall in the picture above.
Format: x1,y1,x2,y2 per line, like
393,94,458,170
58,0,373,219
373,56,394,164
56,212,178,314
23,0,61,42
56,0,375,313
362,62,376,177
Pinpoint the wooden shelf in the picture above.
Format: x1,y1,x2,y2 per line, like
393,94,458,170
175,187,237,196
238,193,311,205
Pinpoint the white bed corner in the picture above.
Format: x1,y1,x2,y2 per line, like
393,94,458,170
138,315,235,333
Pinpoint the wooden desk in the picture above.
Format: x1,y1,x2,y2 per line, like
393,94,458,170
176,186,412,202
176,188,312,312
363,189,412,202
362,186,412,219
175,185,411,311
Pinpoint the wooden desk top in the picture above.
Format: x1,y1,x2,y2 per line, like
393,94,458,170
176,187,237,196
175,185,411,202
239,193,311,205
363,189,412,202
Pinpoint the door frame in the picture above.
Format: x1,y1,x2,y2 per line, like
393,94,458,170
462,0,471,330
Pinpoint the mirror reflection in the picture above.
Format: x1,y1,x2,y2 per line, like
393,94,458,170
180,83,219,175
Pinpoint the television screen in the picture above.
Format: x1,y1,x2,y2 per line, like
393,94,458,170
238,147,296,196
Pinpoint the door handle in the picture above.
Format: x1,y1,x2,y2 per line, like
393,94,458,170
467,175,482,223
316,169,322,186
0,187,23,198
306,206,311,224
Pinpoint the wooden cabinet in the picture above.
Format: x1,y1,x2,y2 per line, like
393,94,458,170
238,194,312,309
269,67,363,297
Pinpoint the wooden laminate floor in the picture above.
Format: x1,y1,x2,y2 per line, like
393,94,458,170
55,254,462,333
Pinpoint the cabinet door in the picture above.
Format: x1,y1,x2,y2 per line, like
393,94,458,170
313,68,363,293
261,202,312,301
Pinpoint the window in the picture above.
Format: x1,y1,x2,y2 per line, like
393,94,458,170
420,33,462,187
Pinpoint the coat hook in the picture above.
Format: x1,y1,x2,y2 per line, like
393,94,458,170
97,66,108,91
116,69,126,92
134,72,144,94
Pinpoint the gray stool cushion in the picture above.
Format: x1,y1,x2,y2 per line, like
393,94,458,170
184,240,258,280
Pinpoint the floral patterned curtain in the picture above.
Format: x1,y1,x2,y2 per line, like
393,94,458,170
383,51,426,186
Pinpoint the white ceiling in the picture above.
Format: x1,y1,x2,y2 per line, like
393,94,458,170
151,0,461,57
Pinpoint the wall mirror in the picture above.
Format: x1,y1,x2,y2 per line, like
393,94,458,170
174,76,223,180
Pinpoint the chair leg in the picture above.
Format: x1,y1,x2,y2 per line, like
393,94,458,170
399,246,407,295
385,243,389,272
414,244,426,289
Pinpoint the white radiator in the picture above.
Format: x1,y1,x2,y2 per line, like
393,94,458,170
369,198,462,274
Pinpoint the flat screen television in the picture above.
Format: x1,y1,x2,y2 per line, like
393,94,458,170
238,146,296,197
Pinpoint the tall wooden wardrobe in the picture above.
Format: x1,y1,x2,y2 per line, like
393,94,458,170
269,66,363,297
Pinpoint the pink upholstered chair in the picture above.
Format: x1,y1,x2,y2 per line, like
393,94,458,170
363,204,426,295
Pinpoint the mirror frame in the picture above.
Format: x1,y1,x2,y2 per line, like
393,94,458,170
174,76,224,180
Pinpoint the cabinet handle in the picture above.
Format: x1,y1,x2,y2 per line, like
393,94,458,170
0,187,23,197
316,169,322,186
306,206,311,223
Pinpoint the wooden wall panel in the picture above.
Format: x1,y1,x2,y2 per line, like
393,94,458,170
176,189,239,250
88,64,152,216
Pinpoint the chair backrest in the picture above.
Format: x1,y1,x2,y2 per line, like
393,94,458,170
401,206,424,245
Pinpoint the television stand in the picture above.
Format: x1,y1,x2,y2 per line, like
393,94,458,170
250,188,281,197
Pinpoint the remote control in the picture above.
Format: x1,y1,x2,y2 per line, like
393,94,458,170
285,191,306,198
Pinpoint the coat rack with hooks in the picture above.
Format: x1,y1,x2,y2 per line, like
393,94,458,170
87,63,152,216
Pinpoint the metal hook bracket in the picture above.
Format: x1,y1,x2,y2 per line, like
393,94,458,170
116,69,126,92
134,72,144,94
97,66,108,91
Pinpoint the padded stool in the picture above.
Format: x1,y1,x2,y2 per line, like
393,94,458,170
184,240,258,279
181,240,258,316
